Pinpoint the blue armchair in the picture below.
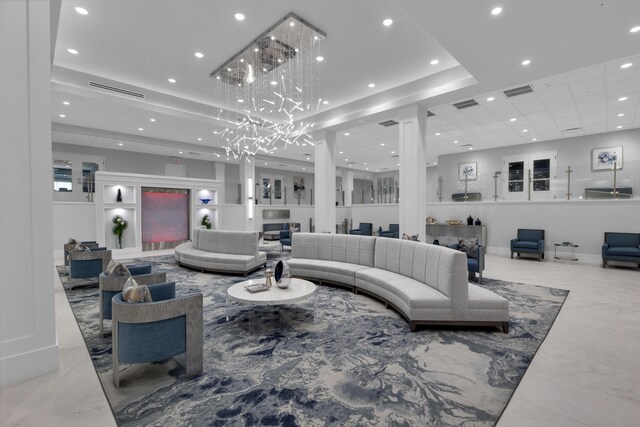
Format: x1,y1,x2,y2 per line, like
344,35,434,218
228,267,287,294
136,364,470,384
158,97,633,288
379,224,400,238
68,248,112,289
280,229,292,251
98,263,167,337
511,229,545,261
64,240,99,267
350,223,373,236
602,232,640,268
111,281,203,388
448,243,485,283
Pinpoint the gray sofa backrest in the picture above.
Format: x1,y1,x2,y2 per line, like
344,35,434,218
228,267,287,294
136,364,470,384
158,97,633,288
292,233,376,267
193,229,259,257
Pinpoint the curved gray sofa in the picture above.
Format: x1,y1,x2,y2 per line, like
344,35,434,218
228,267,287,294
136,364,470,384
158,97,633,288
288,233,509,332
175,229,267,275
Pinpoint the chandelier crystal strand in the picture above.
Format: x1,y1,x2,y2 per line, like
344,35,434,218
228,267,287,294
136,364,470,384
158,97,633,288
211,13,325,160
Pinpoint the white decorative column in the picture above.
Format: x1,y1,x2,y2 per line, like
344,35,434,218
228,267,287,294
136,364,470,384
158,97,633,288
314,130,337,233
0,0,59,386
342,170,354,206
214,161,225,206
239,159,255,231
398,104,427,242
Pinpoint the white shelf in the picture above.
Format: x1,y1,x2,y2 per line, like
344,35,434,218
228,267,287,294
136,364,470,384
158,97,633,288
104,203,136,209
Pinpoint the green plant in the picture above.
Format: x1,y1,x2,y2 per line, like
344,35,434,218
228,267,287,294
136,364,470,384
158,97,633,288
201,214,212,229
112,214,128,248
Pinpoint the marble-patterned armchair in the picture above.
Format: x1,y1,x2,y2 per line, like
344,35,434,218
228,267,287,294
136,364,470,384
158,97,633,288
98,263,167,337
68,248,112,289
111,282,203,388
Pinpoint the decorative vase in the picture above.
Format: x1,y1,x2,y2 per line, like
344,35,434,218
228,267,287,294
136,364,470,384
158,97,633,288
433,239,440,246
116,188,123,203
474,218,481,226
467,215,474,226
117,235,123,249
274,260,291,288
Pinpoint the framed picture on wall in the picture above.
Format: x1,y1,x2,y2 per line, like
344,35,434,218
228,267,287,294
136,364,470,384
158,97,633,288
591,146,623,171
458,162,477,180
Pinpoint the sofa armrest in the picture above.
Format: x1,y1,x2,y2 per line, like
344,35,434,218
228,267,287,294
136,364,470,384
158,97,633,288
602,244,609,258
537,240,545,252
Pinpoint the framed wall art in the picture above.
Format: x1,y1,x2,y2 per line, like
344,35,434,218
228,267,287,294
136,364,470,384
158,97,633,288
591,146,623,171
458,162,477,180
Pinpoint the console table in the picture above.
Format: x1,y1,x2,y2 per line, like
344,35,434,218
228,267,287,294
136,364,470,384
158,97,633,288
425,223,487,246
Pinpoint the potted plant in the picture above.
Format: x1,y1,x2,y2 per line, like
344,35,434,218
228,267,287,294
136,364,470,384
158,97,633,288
201,214,212,229
112,214,128,249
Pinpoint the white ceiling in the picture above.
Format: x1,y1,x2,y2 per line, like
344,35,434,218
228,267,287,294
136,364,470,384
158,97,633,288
51,0,640,177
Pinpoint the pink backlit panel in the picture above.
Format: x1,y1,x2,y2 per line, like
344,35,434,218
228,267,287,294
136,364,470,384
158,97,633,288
141,191,189,243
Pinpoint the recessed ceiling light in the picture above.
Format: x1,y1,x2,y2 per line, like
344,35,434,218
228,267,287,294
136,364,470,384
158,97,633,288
618,113,624,117
344,132,350,136
383,18,393,26
532,138,537,141
138,127,143,131
197,138,202,141
290,21,295,27
168,78,176,83
521,59,531,66
63,101,70,105
486,96,495,102
510,118,517,122
522,129,528,132
469,147,474,150
618,96,628,101
434,162,438,166
380,143,385,146
339,151,343,154
306,157,311,160
620,62,632,69
435,132,440,136
216,75,220,80
368,83,376,88
617,125,623,129
194,52,204,59
316,56,324,62
364,162,368,165
264,162,268,165
74,7,88,15
118,143,124,146
213,131,218,134
391,151,395,154
302,143,307,146
234,13,245,21
239,58,245,63
59,114,66,118
322,100,329,105
150,118,156,122
344,158,348,161
302,167,306,170
67,48,78,55
270,81,277,86
453,140,458,144
226,157,230,160
179,151,183,154
491,7,503,15
396,163,400,166
430,59,439,65
630,26,640,33
238,99,244,103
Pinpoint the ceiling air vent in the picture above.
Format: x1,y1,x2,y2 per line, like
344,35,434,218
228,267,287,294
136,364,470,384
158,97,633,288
379,120,399,127
503,84,534,98
427,110,435,117
88,81,145,99
563,127,582,133
453,99,479,109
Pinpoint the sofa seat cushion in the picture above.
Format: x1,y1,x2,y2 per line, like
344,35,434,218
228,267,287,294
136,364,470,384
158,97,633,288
288,258,368,287
356,268,450,310
467,284,509,322
512,241,539,250
176,243,266,266
607,247,640,257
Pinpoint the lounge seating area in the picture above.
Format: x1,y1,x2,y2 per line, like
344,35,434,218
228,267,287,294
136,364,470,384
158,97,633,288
175,229,267,275
262,222,300,241
602,232,640,268
288,233,509,332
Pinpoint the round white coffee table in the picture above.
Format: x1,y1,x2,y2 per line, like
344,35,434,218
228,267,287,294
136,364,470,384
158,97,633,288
226,278,317,323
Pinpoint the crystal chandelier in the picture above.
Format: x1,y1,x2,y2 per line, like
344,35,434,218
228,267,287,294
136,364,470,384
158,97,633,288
211,13,326,160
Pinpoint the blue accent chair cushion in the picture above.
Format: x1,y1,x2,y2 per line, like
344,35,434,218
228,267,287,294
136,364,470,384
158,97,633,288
280,230,292,250
510,229,545,261
350,223,373,236
379,224,400,238
448,243,485,283
602,232,640,268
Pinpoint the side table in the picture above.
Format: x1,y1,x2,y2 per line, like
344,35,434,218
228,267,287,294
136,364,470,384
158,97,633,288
554,242,579,262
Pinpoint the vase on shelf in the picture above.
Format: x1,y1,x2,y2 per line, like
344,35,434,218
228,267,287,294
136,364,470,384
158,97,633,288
467,215,474,226
474,218,482,226
117,235,123,249
116,188,123,203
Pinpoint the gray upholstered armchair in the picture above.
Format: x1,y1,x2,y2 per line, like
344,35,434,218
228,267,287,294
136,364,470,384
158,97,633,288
98,263,167,337
111,282,203,388
350,223,373,236
68,248,112,289
63,240,98,267
510,229,545,261
602,232,640,268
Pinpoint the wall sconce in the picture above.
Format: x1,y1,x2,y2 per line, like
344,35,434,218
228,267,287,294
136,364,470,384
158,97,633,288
247,177,254,220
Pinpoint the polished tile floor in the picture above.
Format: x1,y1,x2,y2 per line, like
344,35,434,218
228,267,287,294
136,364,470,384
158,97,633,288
1,250,638,426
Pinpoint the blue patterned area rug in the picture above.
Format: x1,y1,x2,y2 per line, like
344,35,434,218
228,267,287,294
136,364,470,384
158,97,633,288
60,251,568,427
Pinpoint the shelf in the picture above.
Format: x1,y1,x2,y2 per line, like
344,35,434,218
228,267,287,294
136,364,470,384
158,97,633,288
104,203,136,209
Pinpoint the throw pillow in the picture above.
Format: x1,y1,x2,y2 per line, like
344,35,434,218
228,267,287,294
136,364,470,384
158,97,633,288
402,233,419,241
104,261,130,276
122,277,153,303
69,242,91,252
458,238,479,259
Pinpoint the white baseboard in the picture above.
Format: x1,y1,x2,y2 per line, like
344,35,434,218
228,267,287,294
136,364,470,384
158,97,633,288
0,343,59,387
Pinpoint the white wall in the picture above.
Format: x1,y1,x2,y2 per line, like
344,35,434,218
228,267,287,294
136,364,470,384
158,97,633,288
220,205,315,233
52,203,96,257
434,129,640,202
1,0,58,386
